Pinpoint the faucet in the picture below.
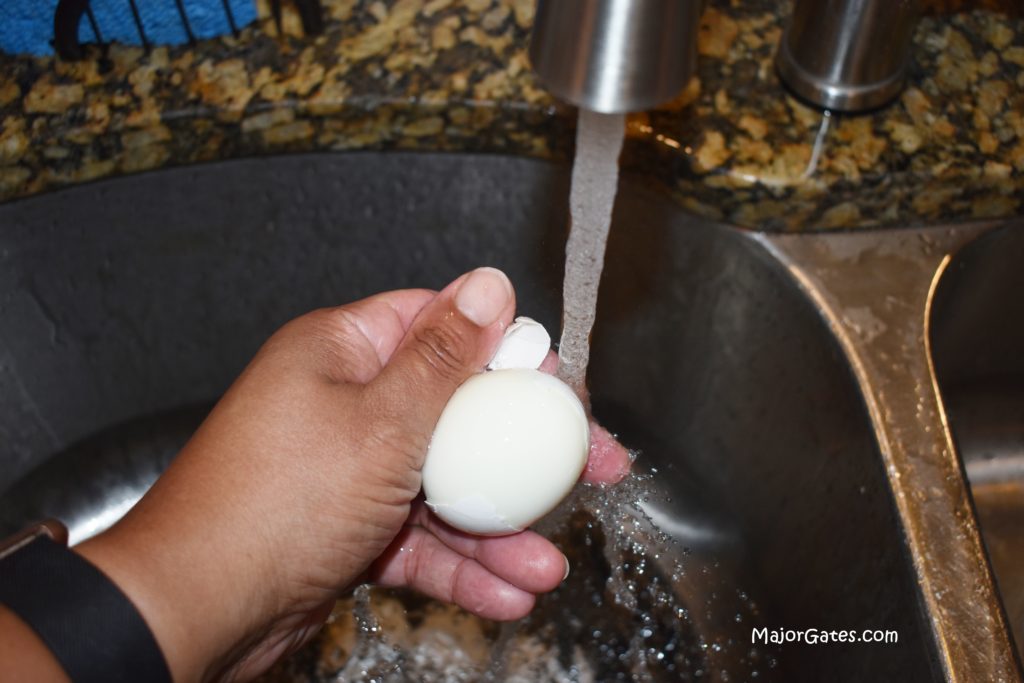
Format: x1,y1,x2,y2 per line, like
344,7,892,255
528,0,704,114
529,0,921,115
776,0,921,111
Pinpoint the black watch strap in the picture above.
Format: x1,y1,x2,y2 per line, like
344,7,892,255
0,523,172,683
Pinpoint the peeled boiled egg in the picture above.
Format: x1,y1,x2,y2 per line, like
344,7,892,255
422,318,590,535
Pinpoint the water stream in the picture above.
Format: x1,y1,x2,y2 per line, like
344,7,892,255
555,110,626,398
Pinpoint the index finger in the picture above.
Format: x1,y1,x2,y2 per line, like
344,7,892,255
538,350,632,484
311,288,438,384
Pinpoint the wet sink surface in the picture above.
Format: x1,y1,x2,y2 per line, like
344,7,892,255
931,224,1024,661
0,153,939,680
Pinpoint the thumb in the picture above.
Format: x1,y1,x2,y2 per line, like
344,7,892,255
363,267,516,456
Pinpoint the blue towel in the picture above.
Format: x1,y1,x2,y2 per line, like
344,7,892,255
1,0,258,57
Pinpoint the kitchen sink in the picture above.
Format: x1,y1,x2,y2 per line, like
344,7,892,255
0,152,996,680
931,224,1024,661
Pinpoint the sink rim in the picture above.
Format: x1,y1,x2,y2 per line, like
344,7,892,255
0,151,1018,680
760,218,1024,682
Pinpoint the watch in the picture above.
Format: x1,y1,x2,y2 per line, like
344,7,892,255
0,519,172,683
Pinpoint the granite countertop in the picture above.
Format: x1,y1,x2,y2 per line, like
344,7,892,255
0,0,1021,231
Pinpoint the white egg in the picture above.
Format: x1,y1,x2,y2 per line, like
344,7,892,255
423,368,590,535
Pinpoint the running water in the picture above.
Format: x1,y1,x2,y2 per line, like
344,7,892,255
556,110,626,398
484,109,629,678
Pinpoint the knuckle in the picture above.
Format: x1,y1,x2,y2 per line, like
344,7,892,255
275,307,381,380
411,324,471,383
404,535,424,586
269,308,341,356
406,534,436,587
281,307,335,338
329,309,377,358
448,557,470,604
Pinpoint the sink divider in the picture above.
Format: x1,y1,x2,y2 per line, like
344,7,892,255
754,224,1022,683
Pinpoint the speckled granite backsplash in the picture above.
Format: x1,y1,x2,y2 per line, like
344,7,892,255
0,0,1021,231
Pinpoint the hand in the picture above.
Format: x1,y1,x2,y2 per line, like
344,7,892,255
72,267,631,682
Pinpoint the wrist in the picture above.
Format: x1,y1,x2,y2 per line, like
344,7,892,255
75,510,272,683
0,522,173,683
0,605,70,682
74,530,198,682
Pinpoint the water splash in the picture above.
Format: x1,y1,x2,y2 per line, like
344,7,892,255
262,464,775,683
329,585,403,682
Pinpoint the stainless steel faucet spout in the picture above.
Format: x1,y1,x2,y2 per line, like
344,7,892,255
776,0,921,112
528,0,703,114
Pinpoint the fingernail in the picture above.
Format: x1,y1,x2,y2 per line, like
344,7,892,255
562,554,571,581
455,267,512,327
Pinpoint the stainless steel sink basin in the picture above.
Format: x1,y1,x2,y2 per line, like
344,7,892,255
0,152,1011,680
931,225,1024,660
